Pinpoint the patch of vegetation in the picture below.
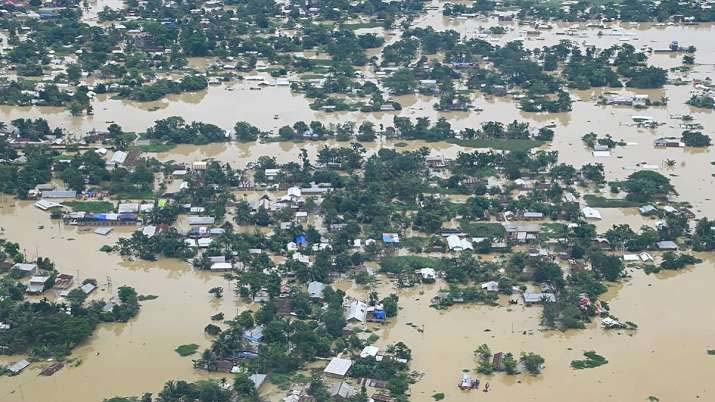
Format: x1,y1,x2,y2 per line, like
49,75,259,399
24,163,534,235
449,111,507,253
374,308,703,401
175,343,200,357
521,352,545,375
137,294,158,301
571,351,608,369
687,95,715,109
660,252,702,270
584,195,640,208
460,221,506,238
432,393,445,401
63,201,114,213
131,143,177,153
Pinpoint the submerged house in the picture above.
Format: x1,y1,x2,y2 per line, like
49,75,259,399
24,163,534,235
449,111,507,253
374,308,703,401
654,137,684,148
6,359,30,376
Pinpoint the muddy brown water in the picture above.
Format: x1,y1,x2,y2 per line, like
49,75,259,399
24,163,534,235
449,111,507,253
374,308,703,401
2,8,715,401
0,201,239,401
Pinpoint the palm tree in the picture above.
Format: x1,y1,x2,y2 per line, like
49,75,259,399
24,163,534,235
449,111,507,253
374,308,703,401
664,158,677,168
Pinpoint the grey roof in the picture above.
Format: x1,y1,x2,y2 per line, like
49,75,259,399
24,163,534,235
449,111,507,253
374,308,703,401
503,223,541,233
6,359,30,374
41,190,76,198
95,227,113,236
80,283,97,294
117,203,139,213
656,240,678,250
307,281,326,299
324,357,353,377
330,382,357,399
639,205,657,214
523,292,556,303
111,150,128,164
345,300,368,322
187,216,215,225
243,325,264,342
12,263,37,272
249,373,267,389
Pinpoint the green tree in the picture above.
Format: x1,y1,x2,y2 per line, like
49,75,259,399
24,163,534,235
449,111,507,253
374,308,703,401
591,253,624,281
233,373,256,396
622,170,675,202
234,121,260,142
520,352,545,374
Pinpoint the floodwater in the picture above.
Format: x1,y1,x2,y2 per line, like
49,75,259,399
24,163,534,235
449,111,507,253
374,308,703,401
2,198,715,402
0,200,240,402
2,5,715,402
344,259,715,402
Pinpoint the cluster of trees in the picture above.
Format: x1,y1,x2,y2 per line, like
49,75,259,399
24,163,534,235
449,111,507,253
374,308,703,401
687,95,715,109
681,130,712,147
474,343,545,375
117,230,197,260
0,81,91,112
443,0,496,16
618,170,676,202
498,0,715,22
0,245,141,358
0,144,54,197
137,114,556,146
118,75,208,102
9,118,62,141
145,117,227,144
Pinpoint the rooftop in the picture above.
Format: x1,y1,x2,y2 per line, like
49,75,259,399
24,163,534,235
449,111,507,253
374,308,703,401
324,357,353,377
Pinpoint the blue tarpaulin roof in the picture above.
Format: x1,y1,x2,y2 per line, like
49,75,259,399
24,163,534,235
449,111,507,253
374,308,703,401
295,235,308,246
382,233,399,243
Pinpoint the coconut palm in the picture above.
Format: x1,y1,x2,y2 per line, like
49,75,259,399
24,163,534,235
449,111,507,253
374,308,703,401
664,158,677,168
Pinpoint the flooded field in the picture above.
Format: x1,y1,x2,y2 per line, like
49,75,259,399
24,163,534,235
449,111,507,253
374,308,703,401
2,3,715,401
